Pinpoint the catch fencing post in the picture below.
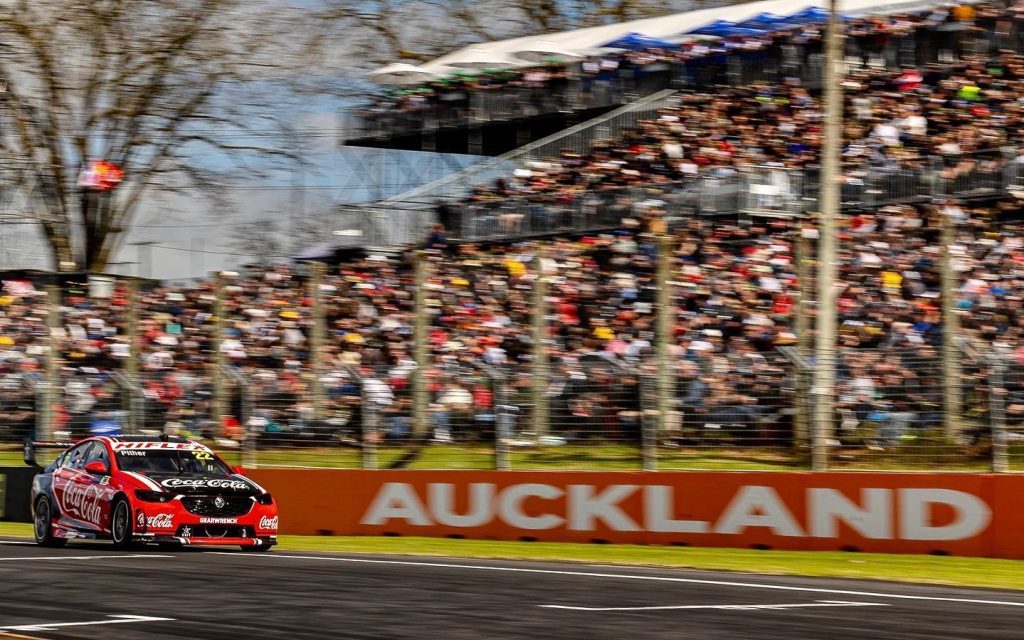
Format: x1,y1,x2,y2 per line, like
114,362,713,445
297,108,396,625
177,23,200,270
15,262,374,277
42,283,61,441
941,205,962,441
990,346,1010,473
654,234,676,471
124,278,141,432
308,261,326,427
811,0,845,472
411,251,430,444
531,257,550,439
793,227,814,448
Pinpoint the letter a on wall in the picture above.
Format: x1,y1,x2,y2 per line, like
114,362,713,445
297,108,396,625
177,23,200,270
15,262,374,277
361,483,432,526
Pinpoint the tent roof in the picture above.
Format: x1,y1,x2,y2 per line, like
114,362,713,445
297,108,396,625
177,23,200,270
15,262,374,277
420,0,976,72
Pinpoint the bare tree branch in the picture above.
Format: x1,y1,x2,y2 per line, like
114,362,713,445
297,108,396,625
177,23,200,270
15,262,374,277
0,0,306,272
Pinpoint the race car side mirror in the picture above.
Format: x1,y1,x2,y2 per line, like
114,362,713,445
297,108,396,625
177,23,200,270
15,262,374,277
233,465,247,475
85,461,109,475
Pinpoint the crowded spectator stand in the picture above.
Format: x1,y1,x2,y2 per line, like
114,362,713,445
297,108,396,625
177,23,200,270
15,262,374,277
1,1,1023,472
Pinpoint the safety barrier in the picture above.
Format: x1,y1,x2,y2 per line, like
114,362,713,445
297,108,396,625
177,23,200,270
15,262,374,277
0,467,35,522
247,469,1024,559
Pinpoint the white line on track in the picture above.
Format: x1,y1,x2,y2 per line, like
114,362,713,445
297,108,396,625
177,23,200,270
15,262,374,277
210,553,1024,609
1,614,174,632
541,599,890,612
0,541,34,545
0,554,170,562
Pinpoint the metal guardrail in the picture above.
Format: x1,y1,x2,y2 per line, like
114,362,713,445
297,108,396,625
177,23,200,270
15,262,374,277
343,149,1024,246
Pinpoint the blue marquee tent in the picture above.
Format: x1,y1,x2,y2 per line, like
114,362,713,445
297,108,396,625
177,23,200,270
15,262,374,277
784,7,833,24
735,12,801,30
690,20,769,38
601,32,678,50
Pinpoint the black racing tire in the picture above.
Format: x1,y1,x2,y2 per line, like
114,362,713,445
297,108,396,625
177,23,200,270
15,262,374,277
110,498,134,549
33,496,66,548
241,542,273,552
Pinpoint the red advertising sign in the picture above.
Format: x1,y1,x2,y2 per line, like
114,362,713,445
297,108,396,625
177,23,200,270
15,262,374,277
247,470,1024,559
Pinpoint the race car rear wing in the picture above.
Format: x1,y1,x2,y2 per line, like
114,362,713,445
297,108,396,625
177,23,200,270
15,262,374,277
23,439,77,467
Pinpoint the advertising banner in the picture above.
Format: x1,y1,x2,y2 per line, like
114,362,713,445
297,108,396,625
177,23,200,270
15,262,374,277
247,470,1024,559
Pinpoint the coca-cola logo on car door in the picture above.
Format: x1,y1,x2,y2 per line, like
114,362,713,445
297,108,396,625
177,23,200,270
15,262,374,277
60,480,103,525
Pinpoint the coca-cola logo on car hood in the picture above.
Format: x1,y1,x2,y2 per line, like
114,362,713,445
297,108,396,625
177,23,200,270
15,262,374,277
160,478,250,491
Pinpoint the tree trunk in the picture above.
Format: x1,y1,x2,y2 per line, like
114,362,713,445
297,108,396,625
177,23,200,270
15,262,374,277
40,219,77,273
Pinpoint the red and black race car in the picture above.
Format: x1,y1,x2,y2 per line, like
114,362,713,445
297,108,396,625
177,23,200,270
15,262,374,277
26,435,278,551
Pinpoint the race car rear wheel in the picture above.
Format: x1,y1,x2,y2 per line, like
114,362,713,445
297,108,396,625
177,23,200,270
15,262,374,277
33,496,65,548
110,498,133,549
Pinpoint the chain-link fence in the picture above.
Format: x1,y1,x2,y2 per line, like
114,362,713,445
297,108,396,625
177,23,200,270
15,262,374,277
3,254,1024,474
656,353,804,471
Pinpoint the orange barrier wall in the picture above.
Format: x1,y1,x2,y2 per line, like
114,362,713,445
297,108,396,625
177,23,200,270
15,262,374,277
247,470,1024,559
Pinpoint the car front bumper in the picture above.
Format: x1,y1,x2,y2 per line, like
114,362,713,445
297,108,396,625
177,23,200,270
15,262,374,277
133,532,277,548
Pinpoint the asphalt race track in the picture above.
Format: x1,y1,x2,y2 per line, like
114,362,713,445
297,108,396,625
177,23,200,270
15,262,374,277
2,540,1023,639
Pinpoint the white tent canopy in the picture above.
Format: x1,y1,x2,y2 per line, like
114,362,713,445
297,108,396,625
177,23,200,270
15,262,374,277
431,45,534,70
419,0,974,73
367,62,445,85
513,40,587,63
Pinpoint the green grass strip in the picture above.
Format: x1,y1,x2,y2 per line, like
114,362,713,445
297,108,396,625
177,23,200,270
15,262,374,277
1,521,1021,591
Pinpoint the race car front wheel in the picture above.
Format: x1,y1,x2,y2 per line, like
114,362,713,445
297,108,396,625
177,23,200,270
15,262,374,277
110,498,133,549
34,496,66,548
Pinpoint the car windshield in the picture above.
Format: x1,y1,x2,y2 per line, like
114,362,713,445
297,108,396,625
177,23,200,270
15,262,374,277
115,449,232,476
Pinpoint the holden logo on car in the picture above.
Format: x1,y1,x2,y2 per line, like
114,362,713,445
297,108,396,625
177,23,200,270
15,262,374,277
259,515,279,531
146,513,174,528
214,496,226,509
61,481,102,524
160,478,249,490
